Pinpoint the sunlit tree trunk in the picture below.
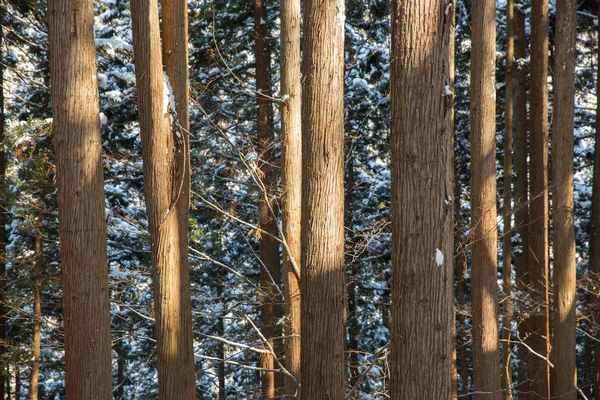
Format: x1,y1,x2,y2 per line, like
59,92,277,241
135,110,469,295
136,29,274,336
470,0,501,398
29,220,43,400
47,0,113,397
526,1,551,397
300,0,346,397
130,0,196,398
279,0,302,394
390,0,453,398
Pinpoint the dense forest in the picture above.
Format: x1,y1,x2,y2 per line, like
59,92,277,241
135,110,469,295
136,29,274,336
1,0,600,399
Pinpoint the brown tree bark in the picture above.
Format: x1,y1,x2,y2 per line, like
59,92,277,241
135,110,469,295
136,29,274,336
502,2,515,398
253,1,283,397
470,0,501,398
279,0,302,394
592,3,600,399
29,220,43,400
300,0,346,397
526,0,551,397
116,342,125,399
130,1,196,399
550,1,577,399
0,17,7,400
390,0,453,398
47,0,113,397
346,157,360,392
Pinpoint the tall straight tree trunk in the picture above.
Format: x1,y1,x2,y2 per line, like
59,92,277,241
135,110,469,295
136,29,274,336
502,2,515,398
279,0,301,394
253,1,283,397
450,6,458,397
116,342,125,399
0,18,7,400
527,1,551,397
550,1,577,398
592,3,600,399
29,221,43,400
470,0,501,398
390,0,453,398
47,0,113,398
300,0,346,397
130,1,196,399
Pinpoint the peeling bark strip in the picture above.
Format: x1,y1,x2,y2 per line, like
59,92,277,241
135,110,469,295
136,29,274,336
390,0,454,398
47,0,113,398
300,0,346,398
470,0,502,398
130,0,196,398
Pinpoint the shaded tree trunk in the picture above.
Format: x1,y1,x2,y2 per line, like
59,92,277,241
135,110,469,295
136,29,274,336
29,221,43,400
0,17,7,400
502,2,514,399
116,342,125,400
390,0,453,398
130,0,196,398
279,0,302,394
470,0,501,398
550,1,577,399
592,3,600,400
526,1,551,397
47,0,113,397
300,0,346,397
253,1,283,396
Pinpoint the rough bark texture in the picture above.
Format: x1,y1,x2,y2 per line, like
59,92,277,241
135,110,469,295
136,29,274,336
390,0,454,398
47,0,113,398
279,0,302,394
551,1,577,398
502,2,514,398
130,1,196,399
300,0,346,397
0,19,6,400
29,224,43,400
526,1,551,397
593,3,600,400
253,1,283,396
470,0,501,398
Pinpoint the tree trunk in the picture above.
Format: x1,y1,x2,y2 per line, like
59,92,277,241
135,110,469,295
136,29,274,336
550,1,577,398
14,364,20,400
390,0,453,398
130,1,196,398
29,222,43,400
502,2,514,398
47,0,113,397
116,342,125,400
279,0,302,393
216,276,226,400
0,18,7,400
253,1,283,397
527,0,551,397
300,0,346,397
592,3,600,400
470,0,501,398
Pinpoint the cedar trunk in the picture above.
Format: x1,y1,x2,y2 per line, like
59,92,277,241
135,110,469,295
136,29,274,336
300,0,346,397
47,0,113,397
279,0,302,393
527,1,551,397
551,0,577,398
502,2,514,398
390,0,454,398
470,0,501,398
592,3,600,399
29,224,43,400
253,0,283,396
130,1,196,398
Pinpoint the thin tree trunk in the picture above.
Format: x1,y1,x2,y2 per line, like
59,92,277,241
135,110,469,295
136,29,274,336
116,342,125,399
279,0,302,393
592,3,600,400
390,0,453,398
502,2,514,398
253,1,283,397
47,0,113,397
14,364,20,400
550,1,577,399
527,0,551,397
29,222,43,400
216,278,226,400
470,0,501,398
130,1,196,398
0,17,7,400
300,0,346,396
345,156,359,392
